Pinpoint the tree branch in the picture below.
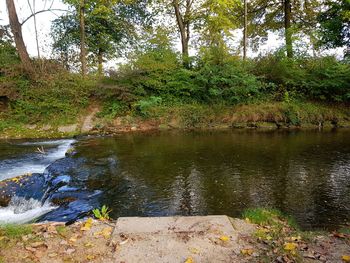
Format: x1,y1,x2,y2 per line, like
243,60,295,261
21,8,70,26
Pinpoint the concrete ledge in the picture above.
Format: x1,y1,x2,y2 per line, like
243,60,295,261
111,216,255,262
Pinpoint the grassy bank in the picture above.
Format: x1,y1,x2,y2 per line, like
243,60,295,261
1,49,350,139
1,99,349,139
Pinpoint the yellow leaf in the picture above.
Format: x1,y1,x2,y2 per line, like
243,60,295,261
219,235,230,242
87,255,95,260
266,235,272,240
84,242,94,248
184,256,193,263
241,248,254,256
69,237,77,243
81,218,93,231
342,255,350,262
284,242,298,251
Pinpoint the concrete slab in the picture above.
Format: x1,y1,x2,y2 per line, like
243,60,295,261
110,216,255,263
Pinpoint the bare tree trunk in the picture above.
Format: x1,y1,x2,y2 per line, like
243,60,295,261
243,0,248,60
6,0,34,75
284,0,293,58
33,0,40,59
79,0,87,76
97,48,103,76
173,0,190,67
27,0,40,59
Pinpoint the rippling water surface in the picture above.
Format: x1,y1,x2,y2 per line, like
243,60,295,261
0,130,349,230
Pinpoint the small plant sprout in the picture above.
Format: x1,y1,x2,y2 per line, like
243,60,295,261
92,205,111,221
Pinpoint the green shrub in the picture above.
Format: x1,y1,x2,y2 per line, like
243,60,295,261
194,59,262,103
252,53,350,102
0,41,19,68
98,100,128,120
9,73,95,124
134,96,162,117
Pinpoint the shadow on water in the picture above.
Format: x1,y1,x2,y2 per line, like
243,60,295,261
0,130,350,230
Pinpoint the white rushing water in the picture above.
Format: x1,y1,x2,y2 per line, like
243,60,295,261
0,139,74,181
0,139,73,223
0,196,57,224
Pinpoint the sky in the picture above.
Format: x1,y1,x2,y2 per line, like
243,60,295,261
0,0,67,57
0,0,343,68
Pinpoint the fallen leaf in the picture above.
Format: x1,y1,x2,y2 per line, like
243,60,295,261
241,248,254,256
284,242,298,251
94,227,113,239
84,242,94,248
184,256,193,263
334,232,346,238
87,255,95,260
342,255,350,262
219,235,230,242
81,218,94,231
69,237,77,243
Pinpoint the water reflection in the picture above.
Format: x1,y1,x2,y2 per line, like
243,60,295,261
74,130,350,230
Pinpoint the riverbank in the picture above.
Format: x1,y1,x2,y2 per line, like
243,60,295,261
0,212,349,263
1,101,349,139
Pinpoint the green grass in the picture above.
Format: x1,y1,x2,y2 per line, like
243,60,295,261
242,208,299,230
0,224,33,238
56,225,68,237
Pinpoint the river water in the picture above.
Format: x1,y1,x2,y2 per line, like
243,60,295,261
0,130,349,230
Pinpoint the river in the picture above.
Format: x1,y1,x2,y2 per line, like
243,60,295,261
0,130,349,230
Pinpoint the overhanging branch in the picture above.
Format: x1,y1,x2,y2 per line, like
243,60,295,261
21,8,70,26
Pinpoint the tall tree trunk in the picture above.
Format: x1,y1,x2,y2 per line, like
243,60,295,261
79,0,87,76
173,0,190,67
284,0,293,58
6,0,34,75
243,0,248,60
33,0,40,59
97,48,103,76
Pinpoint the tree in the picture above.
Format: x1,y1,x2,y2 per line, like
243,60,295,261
79,0,87,75
318,0,350,56
6,0,34,75
284,0,293,57
55,0,149,75
246,0,324,57
198,0,240,64
157,0,239,66
243,0,248,60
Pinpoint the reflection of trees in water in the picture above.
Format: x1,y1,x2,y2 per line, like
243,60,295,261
168,166,207,215
76,130,350,229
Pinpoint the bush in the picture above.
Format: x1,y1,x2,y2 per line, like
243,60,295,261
194,59,262,103
252,53,350,102
8,73,95,124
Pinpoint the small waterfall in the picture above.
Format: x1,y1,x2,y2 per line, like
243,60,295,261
0,139,74,181
0,139,74,223
0,196,57,224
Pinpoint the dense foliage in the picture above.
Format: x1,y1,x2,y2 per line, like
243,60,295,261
1,0,350,130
